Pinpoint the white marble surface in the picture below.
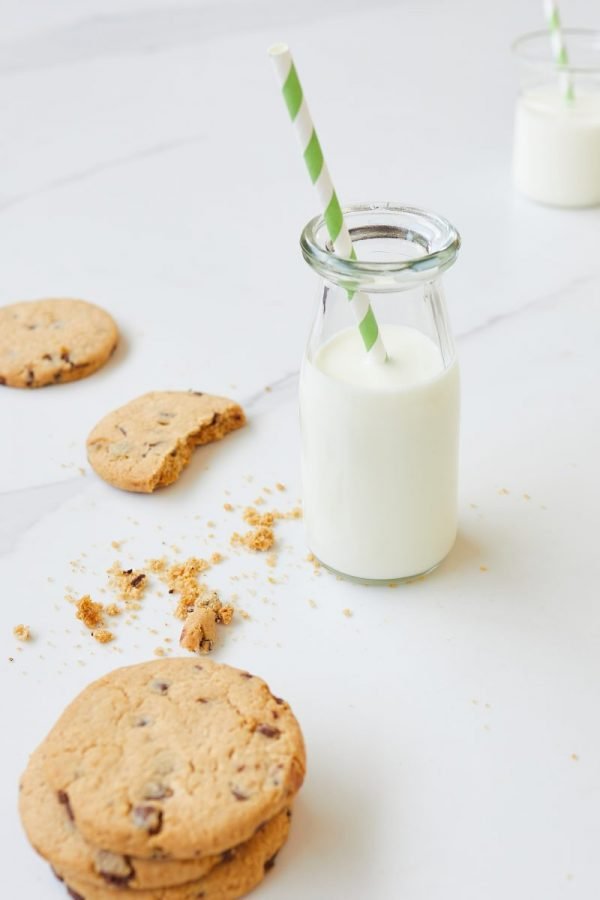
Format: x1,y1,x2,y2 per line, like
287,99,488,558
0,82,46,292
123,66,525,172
2,1,600,897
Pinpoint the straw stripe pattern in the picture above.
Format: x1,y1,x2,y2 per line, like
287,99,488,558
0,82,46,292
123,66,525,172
270,48,387,361
544,0,574,101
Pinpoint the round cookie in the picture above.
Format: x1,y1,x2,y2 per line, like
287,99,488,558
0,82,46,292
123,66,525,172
41,658,306,859
86,391,245,493
0,298,118,388
19,747,225,890
58,809,291,900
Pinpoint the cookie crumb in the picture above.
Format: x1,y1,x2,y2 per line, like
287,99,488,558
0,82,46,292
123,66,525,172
210,552,223,564
13,624,31,642
93,629,114,644
231,526,275,552
223,502,234,511
154,646,167,657
111,540,123,550
498,488,510,495
308,598,317,609
75,595,104,628
342,608,353,618
108,562,148,603
266,554,277,568
105,603,121,616
523,493,531,500
570,753,579,761
306,553,321,571
275,482,286,491
243,507,275,528
479,564,488,572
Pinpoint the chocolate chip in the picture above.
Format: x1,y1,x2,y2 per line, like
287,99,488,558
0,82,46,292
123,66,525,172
220,848,236,863
142,782,173,800
100,873,133,887
230,787,248,801
42,353,52,360
116,425,127,436
57,790,74,821
130,573,146,588
150,681,169,695
273,696,285,705
67,889,86,900
196,697,208,704
134,715,152,727
192,391,204,396
51,866,64,882
25,368,34,386
240,671,253,679
194,664,203,670
132,805,163,835
96,851,134,887
0,376,5,385
264,853,278,872
60,350,71,363
123,568,133,575
196,893,206,899
256,724,281,739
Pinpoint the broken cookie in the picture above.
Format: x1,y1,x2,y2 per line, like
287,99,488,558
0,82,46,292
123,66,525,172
86,391,245,492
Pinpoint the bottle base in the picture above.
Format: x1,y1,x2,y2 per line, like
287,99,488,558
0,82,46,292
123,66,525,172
311,555,442,586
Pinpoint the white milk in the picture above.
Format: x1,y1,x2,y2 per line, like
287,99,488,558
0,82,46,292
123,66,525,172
514,85,600,207
299,324,460,581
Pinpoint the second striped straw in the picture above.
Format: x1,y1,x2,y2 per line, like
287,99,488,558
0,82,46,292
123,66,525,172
544,0,575,101
269,43,387,364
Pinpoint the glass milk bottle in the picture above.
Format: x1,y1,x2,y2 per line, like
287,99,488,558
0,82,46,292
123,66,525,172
513,29,600,207
299,202,461,583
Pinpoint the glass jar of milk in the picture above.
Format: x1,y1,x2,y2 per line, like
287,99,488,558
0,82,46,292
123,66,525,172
299,202,461,583
513,29,600,207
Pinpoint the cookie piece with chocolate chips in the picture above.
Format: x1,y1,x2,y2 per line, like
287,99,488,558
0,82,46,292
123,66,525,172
0,298,118,388
86,391,245,492
40,658,305,859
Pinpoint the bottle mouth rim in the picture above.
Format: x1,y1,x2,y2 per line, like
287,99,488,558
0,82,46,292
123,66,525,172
300,202,461,285
512,28,600,74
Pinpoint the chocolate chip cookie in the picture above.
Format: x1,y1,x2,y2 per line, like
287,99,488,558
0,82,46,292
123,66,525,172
19,748,225,890
0,298,118,387
86,392,245,492
40,658,305,859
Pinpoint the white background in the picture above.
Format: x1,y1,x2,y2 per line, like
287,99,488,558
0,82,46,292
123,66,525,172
1,1,600,897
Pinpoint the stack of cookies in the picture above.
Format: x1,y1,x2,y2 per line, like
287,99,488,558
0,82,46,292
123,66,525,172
19,658,306,899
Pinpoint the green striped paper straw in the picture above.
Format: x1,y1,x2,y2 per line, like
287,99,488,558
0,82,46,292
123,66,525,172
269,43,387,364
544,0,575,101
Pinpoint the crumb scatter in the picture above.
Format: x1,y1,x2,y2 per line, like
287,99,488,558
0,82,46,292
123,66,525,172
13,624,31,642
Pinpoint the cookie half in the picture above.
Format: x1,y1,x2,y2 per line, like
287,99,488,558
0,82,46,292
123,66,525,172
86,391,245,492
40,658,306,859
0,298,118,387
58,808,291,900
19,748,225,890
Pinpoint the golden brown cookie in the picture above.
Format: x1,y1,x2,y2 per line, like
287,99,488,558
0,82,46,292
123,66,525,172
40,658,305,859
0,298,118,388
86,391,245,492
58,808,291,900
19,747,225,890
